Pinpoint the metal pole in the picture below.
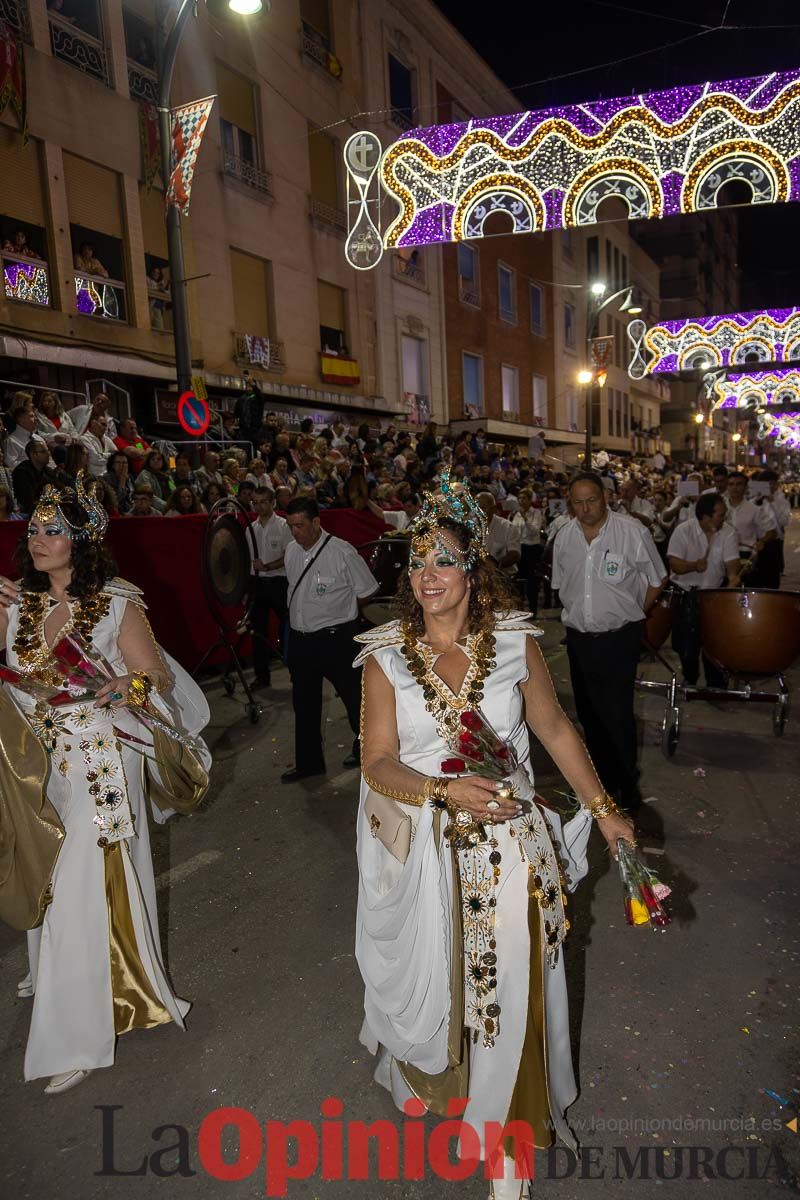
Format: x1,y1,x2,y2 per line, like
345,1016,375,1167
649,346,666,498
157,0,195,396
585,301,599,467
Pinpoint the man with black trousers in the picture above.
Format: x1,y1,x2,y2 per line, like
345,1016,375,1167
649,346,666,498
552,472,666,813
248,486,291,687
281,497,378,783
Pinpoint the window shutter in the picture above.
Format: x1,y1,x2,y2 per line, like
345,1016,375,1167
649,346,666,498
0,129,44,225
216,62,256,136
308,128,338,208
317,280,344,330
63,153,122,237
139,185,168,259
230,249,269,334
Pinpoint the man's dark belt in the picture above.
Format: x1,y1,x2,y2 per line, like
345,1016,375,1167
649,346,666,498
566,620,643,640
290,620,359,639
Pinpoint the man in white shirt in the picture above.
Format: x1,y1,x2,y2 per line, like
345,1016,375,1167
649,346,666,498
68,392,117,439
248,486,292,688
281,496,378,783
5,405,37,471
663,473,704,527
759,469,792,585
726,471,778,586
81,413,117,476
477,492,521,572
617,478,656,532
552,472,666,812
667,492,741,688
512,488,545,614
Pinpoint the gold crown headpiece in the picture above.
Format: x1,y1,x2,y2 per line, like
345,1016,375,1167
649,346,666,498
407,467,487,568
32,471,109,543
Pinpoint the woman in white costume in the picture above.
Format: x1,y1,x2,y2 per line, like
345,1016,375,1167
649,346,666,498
355,470,634,1199
0,474,210,1094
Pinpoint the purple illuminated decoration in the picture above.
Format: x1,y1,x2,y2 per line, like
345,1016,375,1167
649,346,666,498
344,66,800,268
711,368,800,411
627,306,800,378
3,258,50,307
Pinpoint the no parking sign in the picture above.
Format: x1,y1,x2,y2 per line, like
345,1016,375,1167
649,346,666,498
177,390,210,437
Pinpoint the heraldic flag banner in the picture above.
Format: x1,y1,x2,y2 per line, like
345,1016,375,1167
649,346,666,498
166,95,216,215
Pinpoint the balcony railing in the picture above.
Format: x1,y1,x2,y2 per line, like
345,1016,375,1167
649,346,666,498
300,19,342,79
458,278,480,308
234,333,285,374
0,0,30,41
393,252,425,287
3,252,50,307
309,197,346,237
49,12,111,86
390,107,415,131
127,59,157,104
74,271,126,322
502,409,522,423
222,150,273,197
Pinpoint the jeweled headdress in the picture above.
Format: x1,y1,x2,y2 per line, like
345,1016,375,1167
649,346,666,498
407,467,487,568
32,470,109,542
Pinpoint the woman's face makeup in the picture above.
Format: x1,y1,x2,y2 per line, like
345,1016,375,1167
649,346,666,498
408,535,469,614
27,518,73,571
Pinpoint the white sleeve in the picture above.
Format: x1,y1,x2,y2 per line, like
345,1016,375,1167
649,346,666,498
666,523,688,560
755,503,778,536
550,529,565,587
635,527,667,586
507,520,522,555
343,543,379,598
721,526,740,563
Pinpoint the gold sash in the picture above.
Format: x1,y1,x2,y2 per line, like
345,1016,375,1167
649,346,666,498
0,689,63,930
145,726,209,815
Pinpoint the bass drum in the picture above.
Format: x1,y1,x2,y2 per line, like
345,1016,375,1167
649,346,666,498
360,536,410,627
644,584,681,650
699,589,800,675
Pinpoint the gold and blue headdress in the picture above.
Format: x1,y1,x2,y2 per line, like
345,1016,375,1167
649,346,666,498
407,467,487,569
32,471,109,543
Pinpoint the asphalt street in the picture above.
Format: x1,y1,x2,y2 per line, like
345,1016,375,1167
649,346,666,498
1,520,798,1199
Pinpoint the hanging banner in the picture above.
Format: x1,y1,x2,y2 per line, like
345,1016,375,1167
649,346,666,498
166,95,216,216
591,335,614,369
139,101,160,191
0,20,26,138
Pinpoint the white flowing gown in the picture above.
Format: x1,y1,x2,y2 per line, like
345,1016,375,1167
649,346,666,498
354,613,592,1156
5,580,211,1081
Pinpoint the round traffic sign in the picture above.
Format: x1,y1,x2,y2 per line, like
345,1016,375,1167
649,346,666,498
177,390,210,437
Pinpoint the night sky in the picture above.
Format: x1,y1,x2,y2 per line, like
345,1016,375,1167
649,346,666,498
434,0,800,309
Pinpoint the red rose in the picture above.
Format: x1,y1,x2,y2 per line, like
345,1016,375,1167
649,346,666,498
496,747,510,760
441,757,466,774
460,710,484,732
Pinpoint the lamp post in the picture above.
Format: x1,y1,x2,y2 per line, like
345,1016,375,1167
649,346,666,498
155,0,263,395
583,282,641,466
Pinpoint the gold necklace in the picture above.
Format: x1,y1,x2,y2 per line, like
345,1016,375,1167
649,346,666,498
13,589,112,683
400,622,495,743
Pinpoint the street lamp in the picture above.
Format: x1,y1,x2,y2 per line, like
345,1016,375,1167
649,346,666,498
157,0,265,393
583,283,641,465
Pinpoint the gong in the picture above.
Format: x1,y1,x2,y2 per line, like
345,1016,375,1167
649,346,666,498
200,499,256,629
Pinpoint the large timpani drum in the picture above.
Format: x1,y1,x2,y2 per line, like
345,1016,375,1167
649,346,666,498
360,536,410,626
699,589,800,675
644,584,681,650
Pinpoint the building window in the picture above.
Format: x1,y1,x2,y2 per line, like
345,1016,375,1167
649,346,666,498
388,53,415,129
230,248,273,339
587,235,599,281
401,334,429,425
435,82,470,124
1,130,50,308
308,126,344,232
529,282,544,336
498,263,516,324
218,63,270,195
532,374,547,424
462,351,483,417
394,246,425,286
318,279,348,355
564,302,576,350
457,242,480,307
501,364,519,417
623,392,630,436
64,152,126,321
49,0,110,87
566,389,578,432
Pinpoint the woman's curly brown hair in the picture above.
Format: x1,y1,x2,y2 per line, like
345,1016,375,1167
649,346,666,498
16,496,117,600
394,518,518,638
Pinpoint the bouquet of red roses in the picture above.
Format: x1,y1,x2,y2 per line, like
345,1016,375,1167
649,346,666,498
440,708,519,781
617,838,671,931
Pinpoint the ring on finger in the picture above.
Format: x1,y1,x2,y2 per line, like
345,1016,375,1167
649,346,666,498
486,798,500,812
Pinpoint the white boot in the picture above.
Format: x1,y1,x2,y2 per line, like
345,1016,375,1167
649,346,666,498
488,1156,531,1200
44,1069,92,1095
17,972,34,998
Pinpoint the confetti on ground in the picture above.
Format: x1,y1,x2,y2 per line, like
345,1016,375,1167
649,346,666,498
764,1088,790,1106
694,767,706,778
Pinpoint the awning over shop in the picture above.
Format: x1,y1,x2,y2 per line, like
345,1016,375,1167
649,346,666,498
0,336,176,380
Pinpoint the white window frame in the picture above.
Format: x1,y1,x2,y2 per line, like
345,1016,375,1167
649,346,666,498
498,261,516,325
532,373,547,423
501,363,519,416
457,242,480,308
529,282,545,336
564,301,576,350
462,350,484,415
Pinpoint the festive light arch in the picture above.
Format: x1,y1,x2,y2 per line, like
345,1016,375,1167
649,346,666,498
627,307,800,379
758,410,800,448
344,67,800,267
711,368,800,411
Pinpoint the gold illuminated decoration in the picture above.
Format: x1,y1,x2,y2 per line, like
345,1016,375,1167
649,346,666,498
627,306,800,380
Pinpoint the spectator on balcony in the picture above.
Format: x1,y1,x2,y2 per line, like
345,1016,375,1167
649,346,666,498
103,450,134,515
129,484,162,516
34,390,78,449
0,485,24,521
133,34,155,69
202,481,226,509
196,450,225,491
2,230,43,261
164,485,205,517
5,405,39,471
74,241,108,279
63,441,89,488
146,265,169,330
81,412,117,476
114,417,151,474
12,438,57,516
138,449,172,512
67,391,118,439
171,451,201,495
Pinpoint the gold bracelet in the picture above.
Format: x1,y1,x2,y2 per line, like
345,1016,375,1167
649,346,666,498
585,793,622,820
126,671,153,708
425,777,450,810
361,766,427,807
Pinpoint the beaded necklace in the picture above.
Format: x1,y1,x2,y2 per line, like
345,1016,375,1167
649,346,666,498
400,623,496,743
13,589,112,684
